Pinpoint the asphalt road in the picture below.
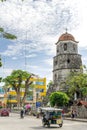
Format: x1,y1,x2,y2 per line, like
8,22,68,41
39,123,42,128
0,113,87,130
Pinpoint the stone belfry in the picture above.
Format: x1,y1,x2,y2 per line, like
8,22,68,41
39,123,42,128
53,31,82,90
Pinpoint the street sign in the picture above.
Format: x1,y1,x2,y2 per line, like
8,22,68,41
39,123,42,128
36,102,41,108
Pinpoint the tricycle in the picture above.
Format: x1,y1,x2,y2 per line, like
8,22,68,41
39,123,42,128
40,107,63,128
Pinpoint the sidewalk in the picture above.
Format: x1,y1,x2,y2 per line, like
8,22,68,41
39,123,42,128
64,117,87,122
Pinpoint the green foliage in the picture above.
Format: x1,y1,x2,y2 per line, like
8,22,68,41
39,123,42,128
0,0,6,2
0,26,17,40
47,80,53,88
49,91,69,107
0,27,4,32
0,62,2,67
0,77,2,82
0,56,2,67
0,105,3,109
0,61,2,67
65,66,87,99
3,70,33,106
3,32,17,40
3,70,31,87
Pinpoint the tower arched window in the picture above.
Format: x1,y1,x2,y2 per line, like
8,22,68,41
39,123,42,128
57,46,59,53
67,59,70,63
64,43,67,51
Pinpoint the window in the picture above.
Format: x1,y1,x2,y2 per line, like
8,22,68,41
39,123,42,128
64,43,67,51
57,49,59,53
73,45,75,51
55,60,57,66
55,74,57,81
12,87,15,90
40,89,44,92
67,59,70,63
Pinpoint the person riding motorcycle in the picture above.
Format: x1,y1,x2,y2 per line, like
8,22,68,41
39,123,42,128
42,111,50,125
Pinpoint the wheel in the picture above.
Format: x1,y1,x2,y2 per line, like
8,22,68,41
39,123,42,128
42,121,45,127
47,123,50,128
59,124,62,127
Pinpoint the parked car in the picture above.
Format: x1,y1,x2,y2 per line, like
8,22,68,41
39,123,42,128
0,108,9,116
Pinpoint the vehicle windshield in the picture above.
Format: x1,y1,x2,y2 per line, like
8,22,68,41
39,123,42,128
49,111,61,117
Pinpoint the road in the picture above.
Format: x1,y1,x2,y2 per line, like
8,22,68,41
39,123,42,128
0,113,87,130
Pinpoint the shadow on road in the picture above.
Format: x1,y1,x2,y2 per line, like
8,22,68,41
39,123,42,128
30,125,61,129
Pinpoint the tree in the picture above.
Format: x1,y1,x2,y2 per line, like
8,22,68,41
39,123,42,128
3,70,34,107
0,27,17,40
0,0,17,39
64,66,87,100
0,0,6,2
47,80,53,89
0,55,2,67
49,91,69,107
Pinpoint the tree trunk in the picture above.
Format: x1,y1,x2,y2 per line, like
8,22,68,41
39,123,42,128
16,92,21,109
22,77,33,105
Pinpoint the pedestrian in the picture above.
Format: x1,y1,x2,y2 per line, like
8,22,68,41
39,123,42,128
20,108,24,118
71,110,74,119
45,111,50,120
74,110,77,118
62,109,65,118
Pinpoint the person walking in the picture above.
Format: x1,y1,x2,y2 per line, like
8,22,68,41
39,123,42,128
20,108,24,118
71,110,75,119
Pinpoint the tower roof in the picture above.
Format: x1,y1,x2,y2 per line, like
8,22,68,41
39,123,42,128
58,32,78,42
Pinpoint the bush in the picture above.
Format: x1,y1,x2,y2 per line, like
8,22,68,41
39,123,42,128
0,106,3,109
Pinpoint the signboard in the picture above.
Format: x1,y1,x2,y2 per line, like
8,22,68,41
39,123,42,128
35,81,44,85
36,102,41,108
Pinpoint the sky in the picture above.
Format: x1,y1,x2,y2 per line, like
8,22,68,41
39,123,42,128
0,0,87,85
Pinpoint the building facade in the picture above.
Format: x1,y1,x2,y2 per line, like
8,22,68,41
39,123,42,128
0,87,5,107
53,31,82,90
5,77,46,108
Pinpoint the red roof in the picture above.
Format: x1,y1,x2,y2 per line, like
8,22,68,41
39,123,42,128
58,32,78,43
77,100,87,107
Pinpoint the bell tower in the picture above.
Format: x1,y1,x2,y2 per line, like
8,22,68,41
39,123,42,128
53,31,82,90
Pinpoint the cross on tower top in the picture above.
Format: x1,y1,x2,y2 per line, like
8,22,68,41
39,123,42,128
65,28,68,33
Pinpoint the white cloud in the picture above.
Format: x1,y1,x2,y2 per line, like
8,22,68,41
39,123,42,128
0,0,86,57
0,0,81,39
25,54,37,58
1,68,13,78
82,57,87,66
0,0,87,83
44,59,53,66
1,42,23,56
12,57,18,60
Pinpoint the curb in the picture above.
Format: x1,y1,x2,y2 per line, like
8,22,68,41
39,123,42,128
64,118,87,122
